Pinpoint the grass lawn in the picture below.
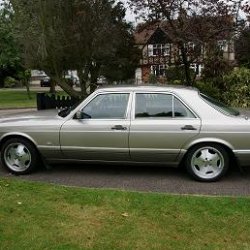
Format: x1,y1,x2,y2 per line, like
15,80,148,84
0,89,67,109
0,178,250,250
0,89,37,109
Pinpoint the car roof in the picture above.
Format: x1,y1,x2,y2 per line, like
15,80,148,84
96,84,199,94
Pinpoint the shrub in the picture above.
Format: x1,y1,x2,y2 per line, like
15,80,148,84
222,68,250,107
148,74,158,84
194,81,222,101
223,67,250,87
224,84,250,107
165,66,195,85
197,68,250,107
4,77,18,88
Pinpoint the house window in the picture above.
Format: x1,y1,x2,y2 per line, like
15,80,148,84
190,64,198,73
190,64,204,77
151,65,166,76
152,44,170,56
183,42,203,56
187,42,195,50
165,44,171,55
217,40,228,52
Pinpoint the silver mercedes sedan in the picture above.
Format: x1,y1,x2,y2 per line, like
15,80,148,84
0,86,249,182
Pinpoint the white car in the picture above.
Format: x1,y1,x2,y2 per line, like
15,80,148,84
0,85,248,182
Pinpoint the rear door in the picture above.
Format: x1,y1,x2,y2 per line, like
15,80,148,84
129,92,201,163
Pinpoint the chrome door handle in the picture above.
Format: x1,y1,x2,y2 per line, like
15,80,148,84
181,125,197,130
111,125,127,130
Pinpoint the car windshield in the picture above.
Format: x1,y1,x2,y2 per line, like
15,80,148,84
200,93,240,116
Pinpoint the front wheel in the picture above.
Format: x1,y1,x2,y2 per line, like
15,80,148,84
186,144,229,182
1,138,39,175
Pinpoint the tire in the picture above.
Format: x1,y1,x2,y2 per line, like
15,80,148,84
0,138,39,175
186,143,229,182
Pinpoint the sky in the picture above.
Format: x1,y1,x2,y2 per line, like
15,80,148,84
122,0,137,23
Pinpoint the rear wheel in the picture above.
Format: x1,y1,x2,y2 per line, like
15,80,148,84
186,144,229,182
1,138,39,175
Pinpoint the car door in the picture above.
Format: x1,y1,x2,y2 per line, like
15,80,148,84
129,92,201,163
60,92,131,161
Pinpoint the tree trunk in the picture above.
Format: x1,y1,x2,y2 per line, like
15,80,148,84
45,71,56,94
0,72,4,88
49,78,56,94
0,78,4,88
156,2,193,86
77,64,91,97
57,78,81,98
90,64,100,93
24,79,31,99
77,69,87,97
179,43,192,86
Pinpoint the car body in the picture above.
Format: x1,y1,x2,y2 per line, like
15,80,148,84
0,85,249,181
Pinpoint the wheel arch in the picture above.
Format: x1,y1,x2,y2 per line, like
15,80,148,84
180,138,237,167
0,133,38,151
185,138,234,151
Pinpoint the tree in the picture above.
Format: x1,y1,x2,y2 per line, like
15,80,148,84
10,0,78,96
236,26,250,68
10,0,138,98
100,22,140,83
70,0,139,94
129,0,250,86
0,1,32,98
0,1,21,88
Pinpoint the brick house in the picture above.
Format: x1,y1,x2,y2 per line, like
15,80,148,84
134,21,235,84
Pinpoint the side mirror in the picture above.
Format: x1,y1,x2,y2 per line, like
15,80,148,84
75,110,83,119
74,110,91,119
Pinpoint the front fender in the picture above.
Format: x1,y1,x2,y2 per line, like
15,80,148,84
0,132,38,148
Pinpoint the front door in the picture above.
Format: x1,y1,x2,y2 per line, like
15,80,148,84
60,92,131,161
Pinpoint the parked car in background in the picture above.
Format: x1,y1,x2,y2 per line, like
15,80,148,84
0,85,249,182
40,76,51,87
40,75,79,87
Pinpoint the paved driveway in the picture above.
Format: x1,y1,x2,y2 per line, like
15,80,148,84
1,108,250,197
1,163,250,197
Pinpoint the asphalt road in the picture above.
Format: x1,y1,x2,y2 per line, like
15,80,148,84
1,163,250,197
1,108,250,197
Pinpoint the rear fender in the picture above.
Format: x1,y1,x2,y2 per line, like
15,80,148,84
183,137,234,151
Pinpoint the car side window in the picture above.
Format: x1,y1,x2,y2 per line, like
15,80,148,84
135,93,172,118
173,97,195,118
135,93,195,118
82,93,129,119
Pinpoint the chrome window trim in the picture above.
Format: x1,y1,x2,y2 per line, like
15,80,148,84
76,92,132,121
132,91,199,120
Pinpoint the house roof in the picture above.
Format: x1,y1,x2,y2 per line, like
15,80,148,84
134,21,173,44
134,16,234,45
